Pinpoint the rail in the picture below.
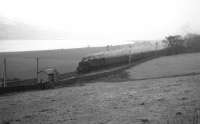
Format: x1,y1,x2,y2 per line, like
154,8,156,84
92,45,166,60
0,55,159,95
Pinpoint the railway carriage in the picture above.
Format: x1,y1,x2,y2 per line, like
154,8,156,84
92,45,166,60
77,42,163,73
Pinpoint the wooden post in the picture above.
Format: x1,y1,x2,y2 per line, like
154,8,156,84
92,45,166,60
36,57,39,83
106,45,110,51
155,42,158,50
155,42,158,56
129,45,132,64
3,58,7,87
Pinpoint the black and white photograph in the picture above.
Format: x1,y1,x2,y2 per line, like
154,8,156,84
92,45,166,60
0,0,200,123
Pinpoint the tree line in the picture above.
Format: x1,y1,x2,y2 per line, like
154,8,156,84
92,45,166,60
162,33,200,54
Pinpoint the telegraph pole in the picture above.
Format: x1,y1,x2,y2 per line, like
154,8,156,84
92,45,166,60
106,45,110,51
36,57,39,83
129,45,132,64
3,58,7,87
155,42,158,56
155,42,158,50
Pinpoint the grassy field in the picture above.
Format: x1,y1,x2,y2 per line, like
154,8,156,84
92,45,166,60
126,52,200,80
0,45,123,80
0,71,200,124
1,53,200,124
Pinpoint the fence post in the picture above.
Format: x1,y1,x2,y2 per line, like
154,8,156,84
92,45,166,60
3,57,7,87
36,57,39,83
155,42,158,50
129,45,132,64
106,45,110,51
155,42,158,56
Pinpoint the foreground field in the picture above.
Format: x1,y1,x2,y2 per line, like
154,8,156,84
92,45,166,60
1,74,200,124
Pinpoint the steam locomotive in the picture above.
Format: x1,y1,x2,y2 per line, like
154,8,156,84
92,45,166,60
77,43,162,73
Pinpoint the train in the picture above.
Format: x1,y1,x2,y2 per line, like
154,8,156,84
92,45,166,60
77,42,164,73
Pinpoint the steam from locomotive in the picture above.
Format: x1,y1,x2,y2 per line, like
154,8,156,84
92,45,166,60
77,41,165,73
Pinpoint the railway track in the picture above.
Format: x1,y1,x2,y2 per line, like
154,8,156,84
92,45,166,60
0,55,159,95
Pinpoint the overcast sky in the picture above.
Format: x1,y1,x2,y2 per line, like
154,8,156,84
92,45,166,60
0,0,200,51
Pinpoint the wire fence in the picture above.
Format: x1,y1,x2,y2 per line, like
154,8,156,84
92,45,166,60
0,56,80,87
